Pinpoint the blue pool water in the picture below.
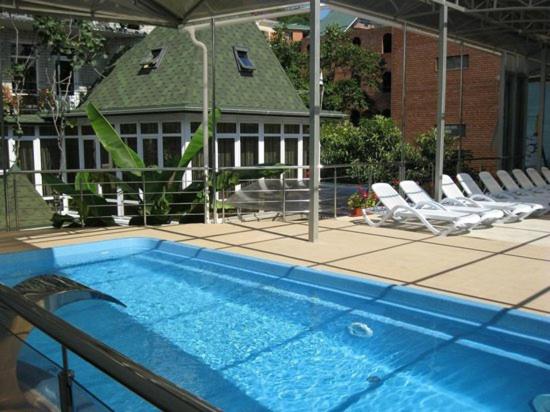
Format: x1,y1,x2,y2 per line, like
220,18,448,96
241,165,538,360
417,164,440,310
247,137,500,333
0,238,549,411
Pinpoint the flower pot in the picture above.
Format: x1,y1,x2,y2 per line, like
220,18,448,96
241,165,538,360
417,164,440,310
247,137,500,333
350,207,363,217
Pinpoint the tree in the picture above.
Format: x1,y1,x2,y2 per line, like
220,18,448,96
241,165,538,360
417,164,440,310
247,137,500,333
2,14,38,165
33,17,106,172
321,116,402,182
269,24,383,117
269,24,309,103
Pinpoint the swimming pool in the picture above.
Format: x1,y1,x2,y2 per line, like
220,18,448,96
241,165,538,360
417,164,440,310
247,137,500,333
0,237,548,411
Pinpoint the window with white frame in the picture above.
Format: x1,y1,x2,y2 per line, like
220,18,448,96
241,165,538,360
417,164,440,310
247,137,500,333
162,121,182,167
140,122,159,166
264,123,281,164
240,123,259,166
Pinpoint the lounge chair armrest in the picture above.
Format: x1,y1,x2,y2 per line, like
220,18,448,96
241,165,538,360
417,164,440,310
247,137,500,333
414,200,446,210
441,198,464,207
469,194,493,202
456,196,481,207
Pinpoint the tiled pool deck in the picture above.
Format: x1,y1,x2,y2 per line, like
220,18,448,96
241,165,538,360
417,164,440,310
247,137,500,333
1,216,548,315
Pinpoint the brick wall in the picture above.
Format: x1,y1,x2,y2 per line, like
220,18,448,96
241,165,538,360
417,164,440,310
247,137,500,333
389,28,501,168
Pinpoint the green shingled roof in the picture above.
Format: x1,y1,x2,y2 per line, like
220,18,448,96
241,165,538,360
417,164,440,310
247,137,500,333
320,10,357,34
77,23,307,116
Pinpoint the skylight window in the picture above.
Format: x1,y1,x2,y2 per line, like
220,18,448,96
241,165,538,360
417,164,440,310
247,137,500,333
139,47,166,73
233,46,255,75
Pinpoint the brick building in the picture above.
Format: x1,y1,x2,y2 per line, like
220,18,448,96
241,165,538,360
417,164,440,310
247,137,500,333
319,10,533,171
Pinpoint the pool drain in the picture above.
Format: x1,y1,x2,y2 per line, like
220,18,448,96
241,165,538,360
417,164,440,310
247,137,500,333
348,322,373,338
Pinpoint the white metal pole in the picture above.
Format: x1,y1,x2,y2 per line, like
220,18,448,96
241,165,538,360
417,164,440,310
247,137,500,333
537,48,547,169
308,0,321,242
186,26,210,223
434,3,448,201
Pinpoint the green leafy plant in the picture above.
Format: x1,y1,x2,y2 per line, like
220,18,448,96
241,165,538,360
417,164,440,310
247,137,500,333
270,24,382,115
347,187,377,209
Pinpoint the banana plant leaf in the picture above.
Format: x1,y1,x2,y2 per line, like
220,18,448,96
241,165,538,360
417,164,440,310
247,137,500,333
86,102,145,176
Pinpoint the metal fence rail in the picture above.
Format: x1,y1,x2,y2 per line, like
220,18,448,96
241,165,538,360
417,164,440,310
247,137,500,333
1,162,431,231
0,283,219,412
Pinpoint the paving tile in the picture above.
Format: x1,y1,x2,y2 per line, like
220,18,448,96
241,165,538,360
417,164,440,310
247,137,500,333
248,229,408,265
506,235,550,261
331,242,491,283
419,254,550,313
340,221,435,241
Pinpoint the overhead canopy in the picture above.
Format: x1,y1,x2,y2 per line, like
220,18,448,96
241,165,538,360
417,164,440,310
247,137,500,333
1,0,549,62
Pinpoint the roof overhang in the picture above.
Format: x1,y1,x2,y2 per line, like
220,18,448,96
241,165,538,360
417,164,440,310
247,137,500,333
1,1,548,64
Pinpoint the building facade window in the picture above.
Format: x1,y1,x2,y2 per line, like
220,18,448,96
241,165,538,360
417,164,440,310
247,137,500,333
285,138,298,178
10,43,37,95
382,71,392,92
83,140,97,169
218,139,235,168
264,136,280,164
55,56,75,94
241,136,258,166
383,33,392,53
445,123,466,138
65,138,80,182
353,37,361,46
142,138,158,166
217,123,237,134
233,46,255,75
437,55,470,71
284,124,300,135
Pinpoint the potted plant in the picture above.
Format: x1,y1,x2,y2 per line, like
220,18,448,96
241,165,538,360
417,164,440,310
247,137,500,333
347,188,377,217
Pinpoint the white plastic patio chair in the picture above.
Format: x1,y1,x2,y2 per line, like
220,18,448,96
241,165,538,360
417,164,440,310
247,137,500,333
480,172,549,210
441,175,533,222
496,170,550,202
541,167,550,183
362,183,481,236
526,168,550,190
399,180,503,225
512,169,550,194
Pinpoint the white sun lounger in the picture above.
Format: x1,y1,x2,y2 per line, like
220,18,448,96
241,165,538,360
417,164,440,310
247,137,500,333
480,171,550,210
399,180,503,225
362,183,481,236
496,170,550,202
459,172,546,216
526,168,550,190
512,169,550,194
541,167,550,183
441,175,533,222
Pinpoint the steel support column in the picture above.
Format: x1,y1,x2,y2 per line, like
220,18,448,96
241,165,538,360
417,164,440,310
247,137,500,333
496,52,507,170
399,24,407,183
434,3,448,201
509,56,518,169
211,18,218,223
0,49,8,231
537,49,547,169
308,0,321,242
186,27,210,223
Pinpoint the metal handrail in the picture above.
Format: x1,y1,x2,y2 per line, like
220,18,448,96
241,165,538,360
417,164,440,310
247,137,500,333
0,284,219,412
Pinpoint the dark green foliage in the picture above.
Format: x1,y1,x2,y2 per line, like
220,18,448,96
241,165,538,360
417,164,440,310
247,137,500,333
321,118,471,186
269,24,382,114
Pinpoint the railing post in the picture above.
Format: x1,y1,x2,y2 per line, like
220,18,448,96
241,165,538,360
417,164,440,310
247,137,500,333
282,172,286,222
333,167,337,218
58,346,74,412
13,173,19,231
142,173,148,227
79,184,84,228
221,186,225,223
